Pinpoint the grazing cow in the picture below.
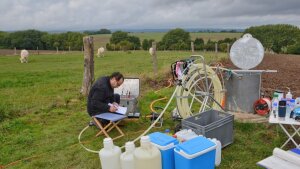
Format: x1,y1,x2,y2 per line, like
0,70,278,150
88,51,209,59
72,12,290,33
20,49,29,63
97,47,105,57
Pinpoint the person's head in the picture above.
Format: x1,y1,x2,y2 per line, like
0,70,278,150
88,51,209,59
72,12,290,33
109,72,124,88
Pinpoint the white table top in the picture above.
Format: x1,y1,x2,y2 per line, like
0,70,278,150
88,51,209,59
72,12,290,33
269,113,300,125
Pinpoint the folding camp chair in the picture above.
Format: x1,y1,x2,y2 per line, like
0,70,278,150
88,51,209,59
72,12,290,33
92,113,126,140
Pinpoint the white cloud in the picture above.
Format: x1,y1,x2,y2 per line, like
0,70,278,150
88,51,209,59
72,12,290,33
0,0,299,31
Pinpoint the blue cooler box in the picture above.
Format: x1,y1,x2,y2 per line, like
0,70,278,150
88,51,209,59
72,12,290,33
174,136,216,169
149,132,179,169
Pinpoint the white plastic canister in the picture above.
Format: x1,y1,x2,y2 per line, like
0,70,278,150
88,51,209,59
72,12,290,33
134,136,162,169
175,129,198,142
120,141,135,169
99,138,121,169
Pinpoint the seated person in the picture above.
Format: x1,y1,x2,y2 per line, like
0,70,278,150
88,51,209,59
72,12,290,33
87,72,124,125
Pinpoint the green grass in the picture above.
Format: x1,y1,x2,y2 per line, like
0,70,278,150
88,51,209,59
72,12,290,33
0,51,287,169
92,32,242,49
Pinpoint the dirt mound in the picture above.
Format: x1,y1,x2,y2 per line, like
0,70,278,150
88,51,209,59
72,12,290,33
222,53,300,98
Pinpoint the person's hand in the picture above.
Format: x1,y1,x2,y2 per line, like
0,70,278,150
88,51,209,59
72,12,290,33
109,105,118,112
112,102,119,107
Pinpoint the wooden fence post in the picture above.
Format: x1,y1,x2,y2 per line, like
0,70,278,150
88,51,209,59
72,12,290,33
191,41,195,53
215,43,218,57
151,42,158,75
81,36,94,96
227,43,230,57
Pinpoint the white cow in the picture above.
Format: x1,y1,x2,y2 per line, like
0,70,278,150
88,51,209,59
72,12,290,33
149,47,154,56
20,49,29,63
97,47,105,57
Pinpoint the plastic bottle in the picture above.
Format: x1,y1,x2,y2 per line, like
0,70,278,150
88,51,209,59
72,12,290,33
289,99,296,118
120,141,135,169
286,88,293,100
271,94,279,118
274,90,284,101
99,138,121,169
164,128,172,136
134,136,162,169
285,88,293,118
211,138,222,166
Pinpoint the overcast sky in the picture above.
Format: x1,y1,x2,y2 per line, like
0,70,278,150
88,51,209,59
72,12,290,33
0,0,300,31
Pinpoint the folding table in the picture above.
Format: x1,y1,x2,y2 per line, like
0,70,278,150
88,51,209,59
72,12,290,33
269,114,300,149
93,113,127,140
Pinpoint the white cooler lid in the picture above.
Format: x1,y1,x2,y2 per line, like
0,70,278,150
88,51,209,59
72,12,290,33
149,132,179,150
175,136,216,159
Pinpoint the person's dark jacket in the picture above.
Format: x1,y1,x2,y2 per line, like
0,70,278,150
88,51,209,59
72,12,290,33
87,76,114,116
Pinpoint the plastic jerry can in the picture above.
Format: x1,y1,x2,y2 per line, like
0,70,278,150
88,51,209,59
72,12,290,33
99,138,121,169
134,136,162,169
174,129,198,142
120,141,135,169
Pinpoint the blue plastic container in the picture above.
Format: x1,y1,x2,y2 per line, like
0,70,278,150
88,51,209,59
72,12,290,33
174,136,216,169
149,132,179,169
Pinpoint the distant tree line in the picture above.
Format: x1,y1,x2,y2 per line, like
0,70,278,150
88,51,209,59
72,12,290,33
107,24,300,54
106,28,236,52
83,28,111,35
1,24,299,54
245,24,300,54
0,29,84,50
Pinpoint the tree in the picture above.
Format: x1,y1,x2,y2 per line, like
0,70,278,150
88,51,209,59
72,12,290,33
109,31,141,50
9,29,46,50
161,28,191,50
0,31,11,49
204,39,216,51
128,36,141,50
244,24,300,53
194,38,204,50
98,29,111,34
110,31,129,44
194,38,204,45
142,39,149,50
83,29,111,35
119,40,133,51
287,42,300,54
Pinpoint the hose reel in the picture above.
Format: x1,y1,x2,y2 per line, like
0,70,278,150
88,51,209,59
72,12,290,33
173,56,224,119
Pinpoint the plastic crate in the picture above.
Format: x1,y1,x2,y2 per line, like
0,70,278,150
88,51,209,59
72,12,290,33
182,109,234,148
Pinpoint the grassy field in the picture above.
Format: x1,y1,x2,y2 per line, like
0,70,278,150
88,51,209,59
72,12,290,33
93,32,242,49
0,50,287,169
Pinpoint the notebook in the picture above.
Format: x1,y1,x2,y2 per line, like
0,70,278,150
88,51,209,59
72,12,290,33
108,103,127,115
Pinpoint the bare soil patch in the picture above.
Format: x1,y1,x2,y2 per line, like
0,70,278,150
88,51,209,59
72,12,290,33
222,53,300,98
